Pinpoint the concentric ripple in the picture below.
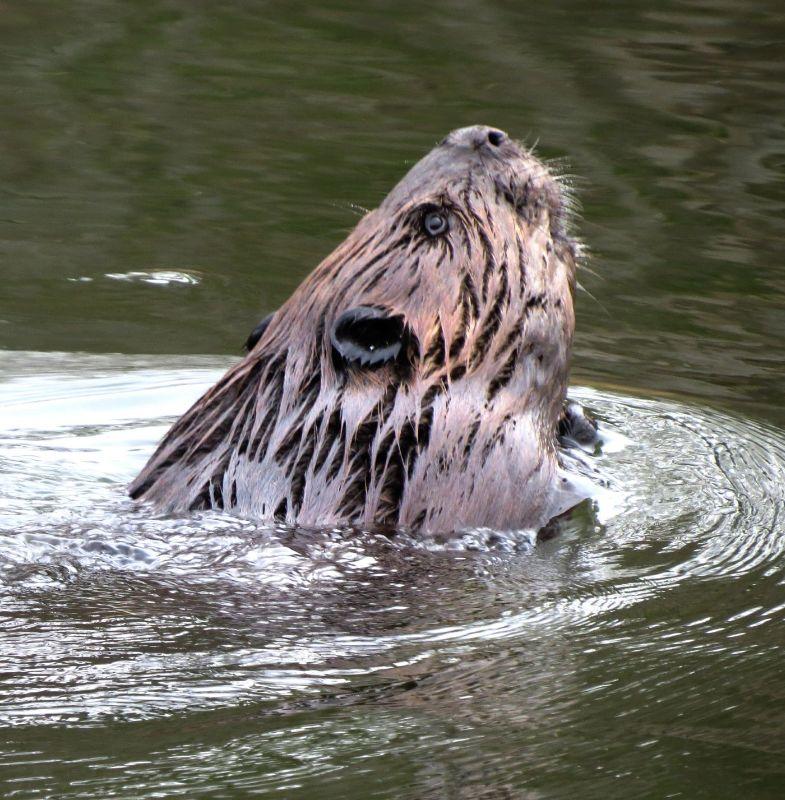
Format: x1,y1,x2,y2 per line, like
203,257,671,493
1,352,784,797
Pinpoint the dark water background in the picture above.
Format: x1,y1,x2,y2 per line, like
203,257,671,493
2,1,785,798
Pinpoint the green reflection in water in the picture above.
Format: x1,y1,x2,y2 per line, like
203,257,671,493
2,1,783,418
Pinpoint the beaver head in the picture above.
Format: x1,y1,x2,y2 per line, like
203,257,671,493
130,125,584,533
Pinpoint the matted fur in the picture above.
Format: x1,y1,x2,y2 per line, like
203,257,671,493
130,126,582,533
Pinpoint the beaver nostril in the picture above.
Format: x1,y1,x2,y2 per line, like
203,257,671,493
487,129,505,147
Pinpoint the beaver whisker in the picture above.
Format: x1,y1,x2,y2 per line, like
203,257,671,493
575,280,609,316
576,260,601,281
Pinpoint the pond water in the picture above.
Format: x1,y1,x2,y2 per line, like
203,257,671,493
1,2,785,798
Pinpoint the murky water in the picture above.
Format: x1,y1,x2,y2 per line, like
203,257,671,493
2,1,785,798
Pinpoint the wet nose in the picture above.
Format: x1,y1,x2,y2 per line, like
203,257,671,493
443,125,508,150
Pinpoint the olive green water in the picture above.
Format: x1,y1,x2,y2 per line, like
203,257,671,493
2,2,785,798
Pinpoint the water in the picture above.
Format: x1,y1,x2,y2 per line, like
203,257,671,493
2,1,785,797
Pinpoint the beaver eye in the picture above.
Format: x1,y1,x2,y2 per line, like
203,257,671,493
423,210,448,237
331,306,409,368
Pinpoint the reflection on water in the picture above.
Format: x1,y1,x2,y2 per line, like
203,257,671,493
1,354,784,798
1,0,785,797
1,1,784,418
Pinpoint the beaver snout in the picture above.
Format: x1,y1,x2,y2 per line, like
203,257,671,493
442,125,509,151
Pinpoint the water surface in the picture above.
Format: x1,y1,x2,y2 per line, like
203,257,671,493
1,1,785,798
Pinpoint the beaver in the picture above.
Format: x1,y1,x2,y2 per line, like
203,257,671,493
130,125,590,533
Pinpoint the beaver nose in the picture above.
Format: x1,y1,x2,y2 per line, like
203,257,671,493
486,129,506,146
443,125,508,150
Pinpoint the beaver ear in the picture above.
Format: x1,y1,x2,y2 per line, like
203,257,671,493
331,306,412,369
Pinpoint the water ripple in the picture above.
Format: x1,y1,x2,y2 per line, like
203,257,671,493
0,352,784,785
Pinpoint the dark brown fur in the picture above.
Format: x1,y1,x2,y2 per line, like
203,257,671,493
130,126,584,533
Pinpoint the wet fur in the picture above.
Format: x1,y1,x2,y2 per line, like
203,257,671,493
130,127,581,533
